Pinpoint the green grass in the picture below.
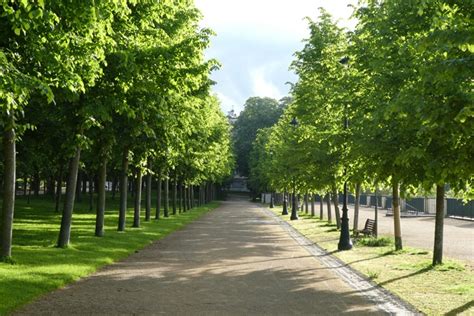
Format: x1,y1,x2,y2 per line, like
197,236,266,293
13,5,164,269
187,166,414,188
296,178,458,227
271,207,474,316
355,236,393,247
0,194,219,315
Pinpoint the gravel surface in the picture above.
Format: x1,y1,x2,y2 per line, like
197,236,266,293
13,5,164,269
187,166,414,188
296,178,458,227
17,199,401,315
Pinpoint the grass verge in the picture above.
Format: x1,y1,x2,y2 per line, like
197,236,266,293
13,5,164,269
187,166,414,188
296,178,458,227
0,195,219,315
270,206,474,315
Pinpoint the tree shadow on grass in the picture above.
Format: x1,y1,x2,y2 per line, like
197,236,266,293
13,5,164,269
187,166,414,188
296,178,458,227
377,266,433,287
445,300,474,316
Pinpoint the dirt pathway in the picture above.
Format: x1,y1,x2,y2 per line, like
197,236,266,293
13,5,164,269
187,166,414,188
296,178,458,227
17,199,405,315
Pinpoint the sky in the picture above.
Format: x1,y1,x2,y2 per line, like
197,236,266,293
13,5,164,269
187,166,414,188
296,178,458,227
194,0,357,114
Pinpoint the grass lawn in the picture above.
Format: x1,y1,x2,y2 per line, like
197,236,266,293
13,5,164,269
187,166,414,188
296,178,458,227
0,194,219,315
270,206,474,315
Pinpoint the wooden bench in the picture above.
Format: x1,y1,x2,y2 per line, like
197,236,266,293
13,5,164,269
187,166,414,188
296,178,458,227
355,219,376,237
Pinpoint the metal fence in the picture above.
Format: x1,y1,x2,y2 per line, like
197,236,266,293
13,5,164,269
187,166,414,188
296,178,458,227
263,192,474,219
446,199,474,219
404,198,425,213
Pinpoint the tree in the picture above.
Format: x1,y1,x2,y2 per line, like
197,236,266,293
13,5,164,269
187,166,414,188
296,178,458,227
233,97,283,177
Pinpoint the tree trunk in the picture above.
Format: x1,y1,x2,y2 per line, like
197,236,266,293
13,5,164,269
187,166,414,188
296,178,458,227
145,168,152,222
392,178,403,250
326,193,332,223
0,120,16,259
55,164,64,213
319,194,324,220
353,182,361,232
183,184,187,212
57,147,81,248
187,184,191,211
190,185,194,209
118,148,129,231
187,186,191,210
202,184,205,205
23,175,27,196
133,169,142,228
95,160,107,237
164,177,169,217
172,176,177,215
33,172,40,197
433,184,445,265
331,186,341,229
179,182,183,213
304,194,309,214
156,176,162,219
198,185,203,206
374,187,378,238
311,194,315,216
130,172,135,198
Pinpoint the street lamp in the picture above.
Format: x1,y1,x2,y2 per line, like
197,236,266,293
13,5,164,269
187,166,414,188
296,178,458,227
338,57,353,251
290,117,299,220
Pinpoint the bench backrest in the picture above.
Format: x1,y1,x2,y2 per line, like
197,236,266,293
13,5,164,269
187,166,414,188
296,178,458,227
365,219,375,230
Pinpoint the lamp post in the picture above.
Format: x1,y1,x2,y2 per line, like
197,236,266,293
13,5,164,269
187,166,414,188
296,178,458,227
338,57,353,251
290,117,299,220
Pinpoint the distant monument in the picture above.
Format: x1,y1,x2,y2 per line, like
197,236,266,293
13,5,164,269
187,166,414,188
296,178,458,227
224,107,249,192
228,173,249,192
227,108,237,125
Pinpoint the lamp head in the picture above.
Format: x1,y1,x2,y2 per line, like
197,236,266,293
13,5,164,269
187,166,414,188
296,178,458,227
290,117,299,127
339,56,350,65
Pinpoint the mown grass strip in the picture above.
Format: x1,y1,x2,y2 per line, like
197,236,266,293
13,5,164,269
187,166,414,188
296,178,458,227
0,195,219,315
270,206,474,315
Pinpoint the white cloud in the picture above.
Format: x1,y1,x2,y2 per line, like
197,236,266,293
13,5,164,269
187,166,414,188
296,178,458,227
215,91,239,113
250,66,284,100
194,0,358,112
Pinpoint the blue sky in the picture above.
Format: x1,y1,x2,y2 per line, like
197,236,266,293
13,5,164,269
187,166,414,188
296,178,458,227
194,0,357,114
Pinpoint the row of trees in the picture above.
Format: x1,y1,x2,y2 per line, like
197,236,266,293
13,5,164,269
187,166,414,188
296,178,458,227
0,0,233,260
249,1,472,265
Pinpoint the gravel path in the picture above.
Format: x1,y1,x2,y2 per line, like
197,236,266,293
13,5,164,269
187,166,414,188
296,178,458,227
17,199,409,315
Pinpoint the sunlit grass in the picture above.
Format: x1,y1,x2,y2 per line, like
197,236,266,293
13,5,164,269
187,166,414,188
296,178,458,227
271,207,474,315
0,194,218,315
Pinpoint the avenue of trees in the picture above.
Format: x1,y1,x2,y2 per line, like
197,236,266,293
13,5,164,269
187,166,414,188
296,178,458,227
248,1,473,266
0,0,233,260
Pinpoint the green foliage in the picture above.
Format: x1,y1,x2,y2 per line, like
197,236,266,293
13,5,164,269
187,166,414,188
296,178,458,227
356,237,393,247
250,1,473,199
248,128,272,193
233,97,284,177
1,0,233,257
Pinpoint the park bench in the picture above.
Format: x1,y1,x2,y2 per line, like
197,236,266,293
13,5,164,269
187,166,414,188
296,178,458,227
355,219,376,237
